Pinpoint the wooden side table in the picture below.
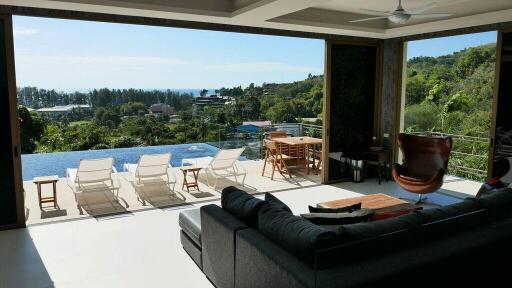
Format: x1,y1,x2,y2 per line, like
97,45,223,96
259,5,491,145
180,167,202,192
33,175,59,209
363,149,390,184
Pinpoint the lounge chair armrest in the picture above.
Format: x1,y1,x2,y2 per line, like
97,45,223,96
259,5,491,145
66,168,77,193
234,161,247,174
167,164,177,182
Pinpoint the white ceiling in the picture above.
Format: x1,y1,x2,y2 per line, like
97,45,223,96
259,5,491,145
1,0,512,38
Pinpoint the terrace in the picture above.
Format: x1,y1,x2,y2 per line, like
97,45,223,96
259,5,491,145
20,122,483,225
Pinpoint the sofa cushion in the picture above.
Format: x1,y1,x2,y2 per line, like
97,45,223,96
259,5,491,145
301,209,374,225
372,207,422,221
476,188,512,215
265,192,292,213
257,201,338,265
338,213,424,243
179,208,202,247
221,186,265,226
309,203,362,213
415,198,482,223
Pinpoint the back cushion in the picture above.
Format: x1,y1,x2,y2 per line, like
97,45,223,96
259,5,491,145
338,213,424,243
308,203,361,213
476,188,512,218
221,186,265,226
265,192,292,213
258,201,338,265
301,209,374,225
415,198,482,223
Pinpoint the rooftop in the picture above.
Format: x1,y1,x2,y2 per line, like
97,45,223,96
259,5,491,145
242,121,272,127
37,104,91,113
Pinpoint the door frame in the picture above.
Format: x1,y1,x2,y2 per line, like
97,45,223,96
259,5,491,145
488,29,512,180
322,39,383,184
0,14,24,230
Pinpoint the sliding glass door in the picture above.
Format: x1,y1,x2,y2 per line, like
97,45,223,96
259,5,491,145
0,15,24,229
490,30,512,184
323,41,380,183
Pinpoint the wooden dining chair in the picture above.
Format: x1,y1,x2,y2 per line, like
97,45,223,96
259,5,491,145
262,139,297,180
268,131,290,155
268,131,288,139
310,149,322,175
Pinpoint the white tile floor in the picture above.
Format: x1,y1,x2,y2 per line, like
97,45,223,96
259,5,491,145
0,177,481,288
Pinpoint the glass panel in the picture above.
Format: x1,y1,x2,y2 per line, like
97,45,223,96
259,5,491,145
328,43,377,182
493,32,512,184
0,18,18,226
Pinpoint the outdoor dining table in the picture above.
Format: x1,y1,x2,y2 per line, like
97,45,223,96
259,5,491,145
272,136,322,175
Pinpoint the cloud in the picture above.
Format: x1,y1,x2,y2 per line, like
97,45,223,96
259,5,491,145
13,28,39,37
15,55,314,73
14,54,321,89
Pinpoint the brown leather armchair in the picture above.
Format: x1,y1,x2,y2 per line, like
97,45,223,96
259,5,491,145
392,133,453,203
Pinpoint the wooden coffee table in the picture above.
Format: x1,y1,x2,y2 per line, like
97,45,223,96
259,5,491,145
317,193,416,213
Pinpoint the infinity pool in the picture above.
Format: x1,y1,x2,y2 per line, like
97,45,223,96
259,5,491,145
21,143,221,181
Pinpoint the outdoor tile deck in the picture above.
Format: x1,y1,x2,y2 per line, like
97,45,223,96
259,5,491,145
23,160,322,225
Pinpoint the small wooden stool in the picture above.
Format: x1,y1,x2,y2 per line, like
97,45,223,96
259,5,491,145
180,167,202,192
33,175,59,210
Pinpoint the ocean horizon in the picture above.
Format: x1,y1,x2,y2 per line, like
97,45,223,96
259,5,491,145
34,88,218,96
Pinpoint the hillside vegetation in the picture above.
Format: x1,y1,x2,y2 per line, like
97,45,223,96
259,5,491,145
405,43,496,180
405,43,495,136
17,75,323,155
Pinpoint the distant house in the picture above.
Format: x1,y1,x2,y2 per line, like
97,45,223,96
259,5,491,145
193,94,232,113
149,104,175,116
242,121,272,127
37,104,91,118
239,121,272,133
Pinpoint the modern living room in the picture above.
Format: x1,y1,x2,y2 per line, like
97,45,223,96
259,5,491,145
1,1,512,287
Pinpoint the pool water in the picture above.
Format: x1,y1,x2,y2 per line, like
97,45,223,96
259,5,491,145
21,143,221,181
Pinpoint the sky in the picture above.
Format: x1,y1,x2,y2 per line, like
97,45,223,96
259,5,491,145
13,16,324,91
13,16,497,91
407,31,497,59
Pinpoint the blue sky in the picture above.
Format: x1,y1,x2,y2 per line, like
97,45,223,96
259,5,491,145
13,16,497,91
407,31,497,59
13,16,324,91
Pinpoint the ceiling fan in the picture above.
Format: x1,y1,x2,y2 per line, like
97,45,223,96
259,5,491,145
350,0,453,25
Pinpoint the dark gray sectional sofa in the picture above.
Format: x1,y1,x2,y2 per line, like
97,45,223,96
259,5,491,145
179,186,512,287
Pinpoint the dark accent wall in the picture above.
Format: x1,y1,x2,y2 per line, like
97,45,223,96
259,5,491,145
380,40,401,157
0,17,18,227
491,31,512,181
327,43,378,182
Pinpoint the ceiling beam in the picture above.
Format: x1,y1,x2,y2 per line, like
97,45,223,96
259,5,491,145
232,0,330,21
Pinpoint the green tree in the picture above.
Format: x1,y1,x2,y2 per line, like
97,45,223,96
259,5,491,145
18,107,46,153
94,107,121,128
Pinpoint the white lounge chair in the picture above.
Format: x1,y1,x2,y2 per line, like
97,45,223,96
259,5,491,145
183,148,247,189
123,153,176,191
66,157,119,196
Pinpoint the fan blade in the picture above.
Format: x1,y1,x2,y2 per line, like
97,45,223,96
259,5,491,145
349,16,389,23
411,13,452,18
359,8,392,16
409,1,437,14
